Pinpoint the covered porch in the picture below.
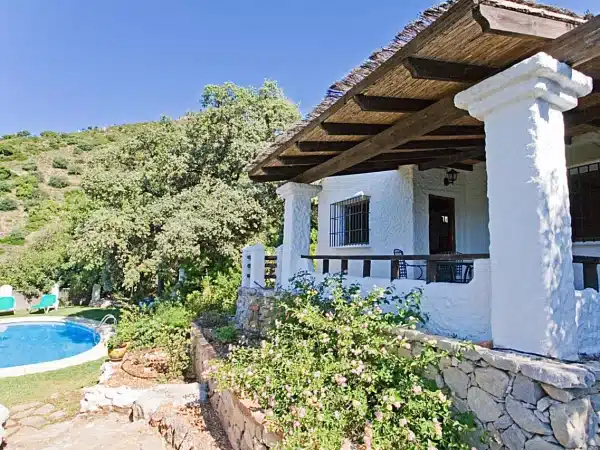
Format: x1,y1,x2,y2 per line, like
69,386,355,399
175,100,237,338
246,1,600,360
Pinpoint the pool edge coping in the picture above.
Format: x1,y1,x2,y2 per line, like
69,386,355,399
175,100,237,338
0,316,112,378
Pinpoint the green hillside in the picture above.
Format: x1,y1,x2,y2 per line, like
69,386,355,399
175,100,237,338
0,81,297,301
0,124,147,263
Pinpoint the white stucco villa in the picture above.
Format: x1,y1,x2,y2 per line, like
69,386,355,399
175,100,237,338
241,0,600,362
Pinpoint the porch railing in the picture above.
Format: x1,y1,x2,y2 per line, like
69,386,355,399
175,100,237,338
573,255,600,291
301,253,490,283
264,256,277,288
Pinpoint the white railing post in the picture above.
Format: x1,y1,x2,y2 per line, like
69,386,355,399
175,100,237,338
249,244,266,288
241,246,252,288
275,245,283,288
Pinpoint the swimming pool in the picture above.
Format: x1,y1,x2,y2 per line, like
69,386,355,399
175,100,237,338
0,317,108,377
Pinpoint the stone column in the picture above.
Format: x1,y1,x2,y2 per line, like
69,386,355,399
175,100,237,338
248,244,266,288
276,182,322,289
455,52,592,359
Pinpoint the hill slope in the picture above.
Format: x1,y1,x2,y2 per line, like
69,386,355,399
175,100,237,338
0,124,147,262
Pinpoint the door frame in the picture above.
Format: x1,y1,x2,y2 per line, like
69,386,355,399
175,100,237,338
428,194,456,253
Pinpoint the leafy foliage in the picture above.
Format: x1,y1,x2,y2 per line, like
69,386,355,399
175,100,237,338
0,198,18,211
52,156,69,169
184,266,241,315
0,167,11,180
214,324,238,343
67,165,82,175
0,229,26,246
214,275,473,450
48,175,70,188
111,302,194,378
21,161,38,172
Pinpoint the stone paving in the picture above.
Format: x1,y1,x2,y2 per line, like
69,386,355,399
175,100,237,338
8,411,166,450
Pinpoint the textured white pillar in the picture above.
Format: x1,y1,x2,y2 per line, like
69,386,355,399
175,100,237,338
248,244,266,287
455,52,592,359
276,182,322,289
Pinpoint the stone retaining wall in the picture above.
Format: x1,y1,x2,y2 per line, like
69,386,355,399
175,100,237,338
193,318,600,450
234,287,277,336
191,323,281,450
397,329,600,450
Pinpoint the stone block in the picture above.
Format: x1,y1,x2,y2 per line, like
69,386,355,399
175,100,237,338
505,397,552,435
476,367,510,398
502,424,527,450
512,375,545,405
524,437,562,450
481,350,522,373
494,414,514,431
443,367,470,399
536,397,557,413
520,361,595,389
468,386,504,423
541,384,575,403
549,398,593,448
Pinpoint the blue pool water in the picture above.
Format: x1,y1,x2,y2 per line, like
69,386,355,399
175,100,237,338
0,321,100,368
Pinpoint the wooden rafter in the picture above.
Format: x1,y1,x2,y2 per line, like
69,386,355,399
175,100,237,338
296,138,484,153
404,57,498,83
278,149,464,166
418,149,486,171
354,94,435,112
473,4,580,40
321,122,484,137
447,163,474,171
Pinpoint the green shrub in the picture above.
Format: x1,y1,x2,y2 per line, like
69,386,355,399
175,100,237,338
184,267,241,315
40,131,59,138
214,324,238,343
48,176,70,188
67,165,82,175
0,181,11,192
0,167,11,180
22,161,38,171
0,197,18,211
112,302,193,378
26,199,62,231
0,229,26,245
76,142,94,153
52,156,69,169
14,175,40,200
214,275,473,449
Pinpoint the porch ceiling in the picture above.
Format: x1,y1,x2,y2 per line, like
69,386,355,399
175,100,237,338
248,0,600,183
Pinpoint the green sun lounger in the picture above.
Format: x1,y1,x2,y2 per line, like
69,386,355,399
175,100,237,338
29,294,58,313
0,296,15,314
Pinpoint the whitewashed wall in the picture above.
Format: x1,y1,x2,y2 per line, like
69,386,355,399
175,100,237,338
308,259,492,342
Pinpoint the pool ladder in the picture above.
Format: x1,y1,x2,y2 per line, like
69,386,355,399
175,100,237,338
97,314,117,329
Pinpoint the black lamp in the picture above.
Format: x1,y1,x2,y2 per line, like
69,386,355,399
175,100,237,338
444,169,458,186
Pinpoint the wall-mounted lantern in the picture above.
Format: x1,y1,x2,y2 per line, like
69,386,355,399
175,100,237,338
443,169,458,186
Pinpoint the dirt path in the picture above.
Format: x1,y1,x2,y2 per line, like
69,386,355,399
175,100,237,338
8,412,166,450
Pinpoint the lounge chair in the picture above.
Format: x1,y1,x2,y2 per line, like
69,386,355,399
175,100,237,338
0,285,15,314
29,294,59,314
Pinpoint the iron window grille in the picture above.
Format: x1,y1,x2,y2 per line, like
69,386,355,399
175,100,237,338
330,195,370,247
569,162,600,242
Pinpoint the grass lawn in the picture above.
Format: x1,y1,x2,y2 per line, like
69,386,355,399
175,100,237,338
0,306,121,322
0,358,105,411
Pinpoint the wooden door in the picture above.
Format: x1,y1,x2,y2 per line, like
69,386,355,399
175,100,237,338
429,195,455,254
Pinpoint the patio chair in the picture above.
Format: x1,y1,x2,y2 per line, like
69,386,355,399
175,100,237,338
29,294,59,314
0,285,15,314
435,252,471,283
393,249,424,280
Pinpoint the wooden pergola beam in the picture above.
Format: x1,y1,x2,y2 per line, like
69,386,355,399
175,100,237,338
297,138,485,153
541,15,600,68
354,94,435,112
473,4,581,41
418,149,486,171
321,122,484,137
565,105,600,128
404,56,498,83
279,149,464,166
447,163,474,171
294,97,468,183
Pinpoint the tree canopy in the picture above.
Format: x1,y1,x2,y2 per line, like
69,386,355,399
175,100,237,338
0,81,299,297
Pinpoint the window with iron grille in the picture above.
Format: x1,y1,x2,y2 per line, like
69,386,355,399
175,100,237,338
330,195,370,247
569,162,600,242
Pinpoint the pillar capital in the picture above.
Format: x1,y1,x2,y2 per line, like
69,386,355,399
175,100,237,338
276,182,322,201
455,52,592,120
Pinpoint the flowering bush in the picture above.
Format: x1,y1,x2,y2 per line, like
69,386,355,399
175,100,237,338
214,274,474,449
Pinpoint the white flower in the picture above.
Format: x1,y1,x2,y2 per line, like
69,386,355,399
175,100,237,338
428,446,438,450
375,411,384,421
398,418,408,427
352,400,361,408
313,371,321,378
412,385,422,395
407,430,415,442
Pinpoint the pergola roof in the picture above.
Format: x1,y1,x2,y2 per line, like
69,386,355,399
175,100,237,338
248,0,600,183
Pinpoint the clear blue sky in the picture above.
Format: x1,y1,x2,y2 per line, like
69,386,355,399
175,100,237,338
0,0,596,135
